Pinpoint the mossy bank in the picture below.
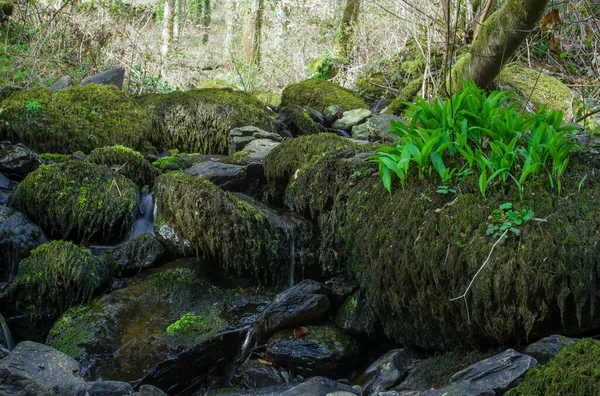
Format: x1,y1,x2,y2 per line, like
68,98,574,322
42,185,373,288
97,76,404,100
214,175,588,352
0,84,151,153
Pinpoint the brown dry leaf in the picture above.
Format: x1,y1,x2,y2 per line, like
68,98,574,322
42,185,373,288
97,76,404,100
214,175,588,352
333,249,339,260
293,327,310,338
585,24,594,41
258,358,273,366
540,9,560,31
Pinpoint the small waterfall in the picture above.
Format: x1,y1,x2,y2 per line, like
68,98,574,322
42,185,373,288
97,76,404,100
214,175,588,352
128,192,156,240
238,327,254,363
0,313,15,351
289,228,296,288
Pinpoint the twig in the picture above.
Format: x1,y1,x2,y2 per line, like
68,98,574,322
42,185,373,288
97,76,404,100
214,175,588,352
450,228,509,323
368,81,400,93
110,179,122,197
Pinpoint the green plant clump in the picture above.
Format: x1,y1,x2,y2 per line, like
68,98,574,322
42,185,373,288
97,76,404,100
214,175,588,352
8,240,112,319
166,307,227,346
0,84,151,154
374,81,579,197
12,161,139,241
141,88,276,154
85,145,158,188
507,339,600,395
280,79,367,113
153,172,286,281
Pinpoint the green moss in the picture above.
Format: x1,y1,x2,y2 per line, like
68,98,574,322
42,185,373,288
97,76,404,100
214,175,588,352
166,307,227,347
252,91,281,108
152,155,181,170
281,79,367,113
497,64,582,121
46,298,110,360
153,173,287,281
289,150,600,350
507,339,600,395
384,77,424,116
144,88,276,154
7,241,112,319
39,153,71,164
12,161,139,241
278,105,328,136
149,267,199,306
85,145,158,188
0,84,151,153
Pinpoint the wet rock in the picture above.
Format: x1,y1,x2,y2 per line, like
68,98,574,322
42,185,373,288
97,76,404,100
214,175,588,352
47,259,271,393
154,214,194,257
335,289,378,337
0,172,17,190
49,75,73,91
108,233,166,275
0,142,41,178
217,384,295,395
421,382,495,396
276,105,328,137
323,105,341,127
325,277,359,309
0,345,8,360
356,348,419,394
0,341,87,396
266,325,360,378
186,161,248,192
86,380,133,396
253,287,330,340
0,206,48,283
524,334,577,364
450,349,537,393
241,139,281,161
276,279,331,300
233,359,287,389
351,114,402,143
280,376,360,396
229,126,283,155
135,384,168,396
332,108,372,131
81,67,125,90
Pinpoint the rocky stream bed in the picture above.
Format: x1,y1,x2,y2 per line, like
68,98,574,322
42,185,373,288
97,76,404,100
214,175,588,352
1,69,600,395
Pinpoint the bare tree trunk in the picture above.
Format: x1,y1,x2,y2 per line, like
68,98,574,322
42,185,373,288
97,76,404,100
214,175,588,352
173,0,183,43
450,0,550,91
242,0,264,65
161,0,176,57
224,0,239,60
334,0,361,59
273,0,289,50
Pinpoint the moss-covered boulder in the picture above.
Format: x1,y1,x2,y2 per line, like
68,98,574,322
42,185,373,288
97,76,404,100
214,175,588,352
384,77,424,116
281,79,367,113
85,145,158,188
154,172,314,282
142,88,276,154
0,85,151,154
507,338,600,396
46,259,272,390
7,240,113,320
285,151,600,350
496,65,581,122
12,161,139,242
276,105,328,137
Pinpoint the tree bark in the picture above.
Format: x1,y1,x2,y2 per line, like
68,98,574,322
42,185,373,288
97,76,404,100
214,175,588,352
161,0,176,57
243,0,264,65
200,0,211,44
450,0,550,91
334,0,361,59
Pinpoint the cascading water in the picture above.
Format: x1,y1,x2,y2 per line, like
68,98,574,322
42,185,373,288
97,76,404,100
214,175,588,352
129,192,156,239
0,313,15,351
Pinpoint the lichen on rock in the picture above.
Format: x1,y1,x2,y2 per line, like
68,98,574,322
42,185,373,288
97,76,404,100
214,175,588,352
0,84,151,154
12,161,139,242
142,88,276,154
281,79,367,113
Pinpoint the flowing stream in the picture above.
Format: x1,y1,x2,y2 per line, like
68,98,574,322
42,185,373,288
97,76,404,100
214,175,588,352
129,192,156,239
0,313,14,351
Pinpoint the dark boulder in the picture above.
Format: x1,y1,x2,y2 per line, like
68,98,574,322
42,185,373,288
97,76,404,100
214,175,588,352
0,341,87,396
233,359,288,389
276,106,328,137
108,233,166,275
335,289,378,337
81,67,125,90
280,376,360,396
356,348,419,394
524,334,577,364
185,161,248,192
0,142,41,178
48,76,73,91
86,380,133,396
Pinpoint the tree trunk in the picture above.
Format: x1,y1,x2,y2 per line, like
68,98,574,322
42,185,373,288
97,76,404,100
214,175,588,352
224,0,239,61
173,0,183,43
273,0,289,50
334,0,361,59
200,0,211,44
242,0,264,65
450,0,549,91
161,0,176,57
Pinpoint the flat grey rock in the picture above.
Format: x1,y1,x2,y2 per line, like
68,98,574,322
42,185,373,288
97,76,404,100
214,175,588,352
524,334,577,364
81,67,125,89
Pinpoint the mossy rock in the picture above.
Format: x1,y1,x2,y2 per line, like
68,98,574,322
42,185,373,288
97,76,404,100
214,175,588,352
277,105,328,137
85,145,158,188
0,84,151,154
496,65,582,122
281,79,367,113
384,77,424,116
288,151,600,350
142,88,276,154
39,153,71,164
154,173,292,282
12,161,139,242
7,240,113,320
506,338,600,395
